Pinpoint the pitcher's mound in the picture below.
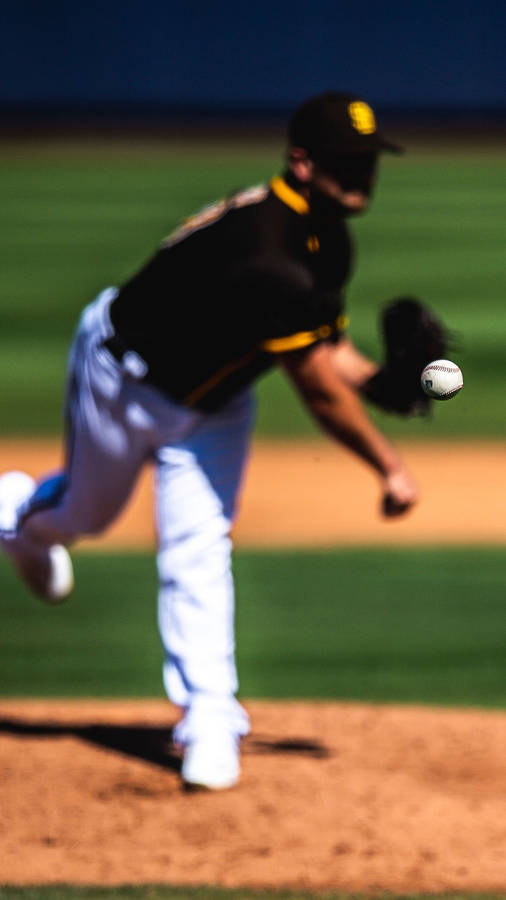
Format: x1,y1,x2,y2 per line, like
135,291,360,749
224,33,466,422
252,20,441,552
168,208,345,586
1,699,505,893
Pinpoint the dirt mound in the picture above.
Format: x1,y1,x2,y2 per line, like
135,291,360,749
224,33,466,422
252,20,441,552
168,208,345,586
0,699,505,892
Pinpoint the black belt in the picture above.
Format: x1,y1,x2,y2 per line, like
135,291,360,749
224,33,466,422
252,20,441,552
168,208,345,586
102,335,149,380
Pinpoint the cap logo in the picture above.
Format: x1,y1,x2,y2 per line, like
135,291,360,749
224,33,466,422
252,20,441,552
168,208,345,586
348,101,376,135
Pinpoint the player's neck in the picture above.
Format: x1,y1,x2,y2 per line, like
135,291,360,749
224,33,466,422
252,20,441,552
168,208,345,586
282,168,310,201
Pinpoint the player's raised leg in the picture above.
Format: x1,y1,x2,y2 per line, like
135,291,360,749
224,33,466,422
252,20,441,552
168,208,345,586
155,389,255,790
0,289,167,602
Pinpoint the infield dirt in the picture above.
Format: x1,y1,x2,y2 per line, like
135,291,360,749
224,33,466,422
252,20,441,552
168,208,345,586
0,438,505,547
0,699,505,892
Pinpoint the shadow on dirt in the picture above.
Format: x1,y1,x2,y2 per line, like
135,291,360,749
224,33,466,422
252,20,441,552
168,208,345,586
0,716,181,771
0,717,331,770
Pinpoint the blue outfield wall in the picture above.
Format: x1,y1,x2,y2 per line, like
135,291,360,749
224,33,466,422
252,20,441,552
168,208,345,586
1,0,504,112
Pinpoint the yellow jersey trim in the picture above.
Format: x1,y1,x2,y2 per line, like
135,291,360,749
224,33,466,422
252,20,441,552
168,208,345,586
184,350,257,407
262,324,332,354
270,176,309,215
185,313,349,404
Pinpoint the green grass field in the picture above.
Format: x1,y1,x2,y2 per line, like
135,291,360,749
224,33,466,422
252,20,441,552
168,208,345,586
0,889,504,900
0,883,503,900
1,547,504,707
0,139,504,437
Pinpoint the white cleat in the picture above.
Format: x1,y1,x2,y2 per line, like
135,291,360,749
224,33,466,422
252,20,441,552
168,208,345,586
181,731,241,791
43,544,74,604
0,471,74,604
0,471,35,533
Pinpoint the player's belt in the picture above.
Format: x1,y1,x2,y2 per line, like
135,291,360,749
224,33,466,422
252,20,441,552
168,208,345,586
102,335,149,380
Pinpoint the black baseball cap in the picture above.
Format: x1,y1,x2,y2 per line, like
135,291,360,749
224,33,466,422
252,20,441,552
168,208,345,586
288,91,403,159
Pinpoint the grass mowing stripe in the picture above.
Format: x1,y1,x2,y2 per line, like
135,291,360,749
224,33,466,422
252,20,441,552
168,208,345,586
235,548,506,707
1,548,504,708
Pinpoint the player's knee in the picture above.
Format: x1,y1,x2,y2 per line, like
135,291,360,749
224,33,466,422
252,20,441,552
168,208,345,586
76,505,120,536
157,525,232,584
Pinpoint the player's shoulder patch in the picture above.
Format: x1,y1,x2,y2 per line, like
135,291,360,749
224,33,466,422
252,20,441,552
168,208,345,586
161,198,227,248
161,183,268,248
229,183,269,209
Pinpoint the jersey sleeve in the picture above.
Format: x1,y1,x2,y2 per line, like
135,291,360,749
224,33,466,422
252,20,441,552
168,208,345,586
237,258,348,354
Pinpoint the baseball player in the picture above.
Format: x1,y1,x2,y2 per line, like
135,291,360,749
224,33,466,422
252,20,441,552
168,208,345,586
0,91,431,790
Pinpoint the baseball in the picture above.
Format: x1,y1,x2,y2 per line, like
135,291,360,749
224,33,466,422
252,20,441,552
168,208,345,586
420,359,463,400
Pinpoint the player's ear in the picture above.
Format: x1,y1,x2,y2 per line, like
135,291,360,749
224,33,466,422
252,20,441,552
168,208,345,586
288,147,313,182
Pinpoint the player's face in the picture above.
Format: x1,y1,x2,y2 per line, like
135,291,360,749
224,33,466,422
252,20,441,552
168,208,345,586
311,153,378,215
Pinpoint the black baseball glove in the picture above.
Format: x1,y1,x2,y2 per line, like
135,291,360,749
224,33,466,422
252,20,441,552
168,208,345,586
363,297,451,416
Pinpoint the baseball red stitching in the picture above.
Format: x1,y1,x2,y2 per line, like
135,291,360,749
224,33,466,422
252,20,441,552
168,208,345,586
440,386,463,397
424,364,459,373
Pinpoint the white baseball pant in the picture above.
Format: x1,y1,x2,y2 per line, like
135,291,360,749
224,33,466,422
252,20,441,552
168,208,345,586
20,289,254,742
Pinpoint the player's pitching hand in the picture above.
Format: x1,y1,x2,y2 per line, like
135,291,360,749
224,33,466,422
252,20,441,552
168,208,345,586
381,467,418,518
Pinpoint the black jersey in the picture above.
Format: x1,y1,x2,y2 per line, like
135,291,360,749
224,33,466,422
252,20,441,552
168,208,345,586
109,174,353,411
